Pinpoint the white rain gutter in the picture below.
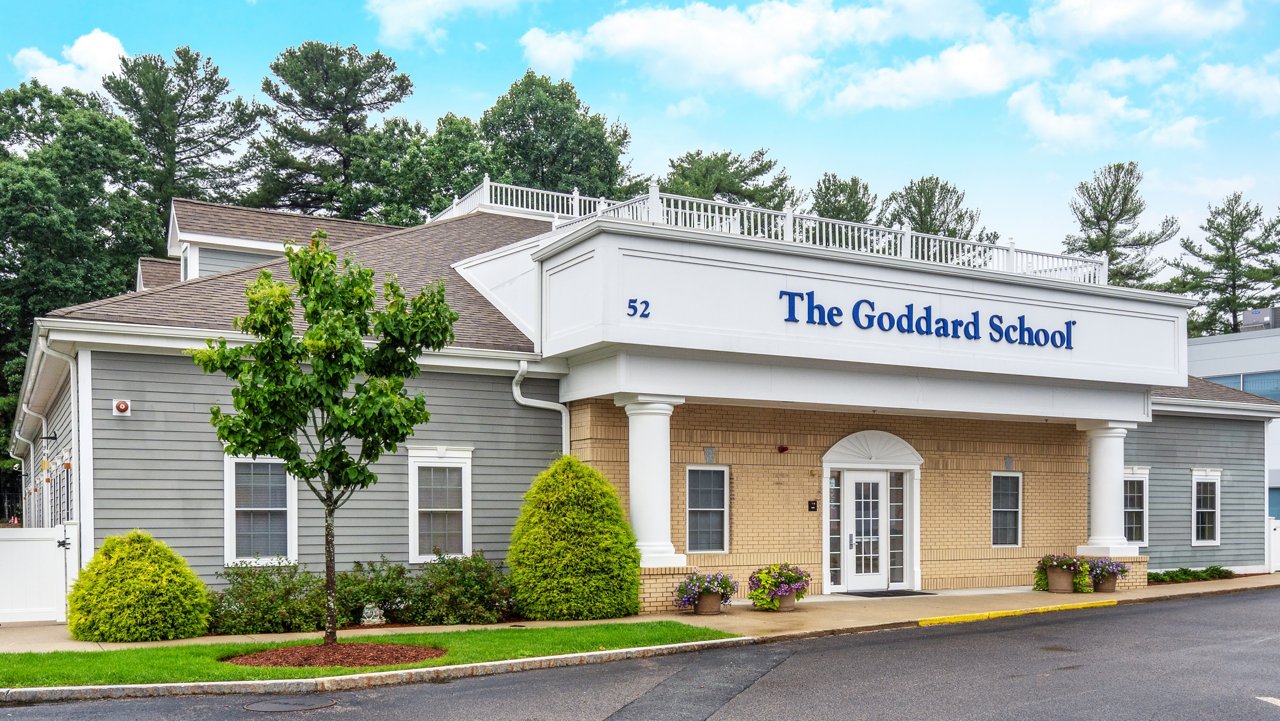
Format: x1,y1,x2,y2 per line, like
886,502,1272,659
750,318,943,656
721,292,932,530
512,360,570,456
40,338,79,527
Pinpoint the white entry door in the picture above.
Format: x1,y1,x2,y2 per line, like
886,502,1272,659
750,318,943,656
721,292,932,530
827,469,909,593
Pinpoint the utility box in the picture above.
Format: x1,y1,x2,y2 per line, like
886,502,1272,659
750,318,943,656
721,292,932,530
1242,307,1280,332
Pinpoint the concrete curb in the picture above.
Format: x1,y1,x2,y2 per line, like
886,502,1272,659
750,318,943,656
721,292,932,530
916,599,1118,626
0,636,758,705
3,582,1275,705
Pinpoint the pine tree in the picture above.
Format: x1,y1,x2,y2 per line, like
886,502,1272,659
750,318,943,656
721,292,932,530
662,148,802,210
246,42,412,217
1168,193,1280,336
1065,161,1177,288
811,172,877,223
103,47,262,223
878,175,997,242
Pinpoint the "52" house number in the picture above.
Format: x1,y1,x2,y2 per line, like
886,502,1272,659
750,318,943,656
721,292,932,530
626,298,651,318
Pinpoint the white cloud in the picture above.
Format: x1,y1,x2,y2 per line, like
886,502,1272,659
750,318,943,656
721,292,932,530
832,20,1053,110
1084,55,1177,87
665,95,710,118
519,0,988,106
1194,62,1280,116
1030,0,1245,41
11,28,126,93
519,28,587,79
366,0,519,48
1189,175,1256,200
1007,81,1146,147
1142,116,1207,149
474,41,487,51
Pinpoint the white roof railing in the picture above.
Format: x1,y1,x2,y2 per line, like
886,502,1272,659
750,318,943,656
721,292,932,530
432,176,1109,285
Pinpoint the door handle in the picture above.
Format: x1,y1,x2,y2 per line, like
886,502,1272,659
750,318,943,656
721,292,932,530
849,533,854,550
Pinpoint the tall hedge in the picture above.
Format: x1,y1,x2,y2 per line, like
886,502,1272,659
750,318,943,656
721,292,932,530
68,530,210,642
508,456,640,620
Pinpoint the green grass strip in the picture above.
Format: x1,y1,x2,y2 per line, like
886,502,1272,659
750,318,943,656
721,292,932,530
0,621,737,688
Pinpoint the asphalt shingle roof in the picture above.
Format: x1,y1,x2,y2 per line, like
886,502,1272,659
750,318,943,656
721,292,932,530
54,212,551,353
1152,376,1280,406
136,257,180,290
172,198,397,246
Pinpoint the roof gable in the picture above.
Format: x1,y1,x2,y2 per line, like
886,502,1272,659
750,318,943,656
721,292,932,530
55,212,552,353
171,198,397,248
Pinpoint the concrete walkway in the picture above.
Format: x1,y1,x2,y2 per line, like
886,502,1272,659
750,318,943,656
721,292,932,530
3,572,1278,654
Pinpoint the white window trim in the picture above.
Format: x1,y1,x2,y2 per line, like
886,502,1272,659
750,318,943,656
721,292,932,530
1123,466,1150,548
1191,467,1222,547
223,454,298,566
686,464,730,554
991,472,1023,548
407,446,473,563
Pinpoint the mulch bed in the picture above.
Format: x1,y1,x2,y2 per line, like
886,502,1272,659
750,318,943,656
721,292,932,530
225,643,446,668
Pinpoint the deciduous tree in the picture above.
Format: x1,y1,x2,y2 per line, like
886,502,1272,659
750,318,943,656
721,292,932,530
0,82,159,497
1065,161,1177,288
480,71,630,198
189,235,457,644
1168,193,1280,336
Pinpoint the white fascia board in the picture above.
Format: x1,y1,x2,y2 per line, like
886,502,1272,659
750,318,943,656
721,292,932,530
165,207,181,257
1151,397,1280,419
183,232,290,255
533,219,1200,309
562,350,1151,423
37,317,566,375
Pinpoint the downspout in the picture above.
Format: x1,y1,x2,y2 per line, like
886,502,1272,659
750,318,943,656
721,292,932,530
512,361,570,456
41,339,78,528
22,402,48,528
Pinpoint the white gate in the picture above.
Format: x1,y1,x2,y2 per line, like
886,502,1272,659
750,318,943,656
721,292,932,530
1271,519,1280,573
0,522,80,622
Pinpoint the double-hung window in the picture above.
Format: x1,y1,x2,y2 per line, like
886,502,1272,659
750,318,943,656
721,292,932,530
1123,467,1149,546
224,457,297,564
408,447,472,562
687,466,729,553
991,473,1022,547
1192,468,1221,546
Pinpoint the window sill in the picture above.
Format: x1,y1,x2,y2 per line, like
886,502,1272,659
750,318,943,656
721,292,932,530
1190,541,1221,548
226,556,296,567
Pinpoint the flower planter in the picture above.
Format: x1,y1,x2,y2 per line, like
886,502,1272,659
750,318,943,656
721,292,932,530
694,591,724,615
1046,567,1075,593
776,592,797,612
1093,575,1118,593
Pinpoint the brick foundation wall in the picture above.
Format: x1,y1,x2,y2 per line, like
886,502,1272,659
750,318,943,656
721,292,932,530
639,566,695,614
572,399,1091,598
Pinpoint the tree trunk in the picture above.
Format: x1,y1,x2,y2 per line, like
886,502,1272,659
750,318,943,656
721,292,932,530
323,503,337,645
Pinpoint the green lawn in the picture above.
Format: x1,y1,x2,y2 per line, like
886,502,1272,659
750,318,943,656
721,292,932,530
0,622,736,688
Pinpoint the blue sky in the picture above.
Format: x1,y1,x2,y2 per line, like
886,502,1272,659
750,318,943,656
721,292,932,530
3,0,1278,258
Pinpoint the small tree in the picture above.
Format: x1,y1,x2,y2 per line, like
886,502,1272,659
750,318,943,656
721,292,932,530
508,456,640,620
190,233,457,644
878,175,998,242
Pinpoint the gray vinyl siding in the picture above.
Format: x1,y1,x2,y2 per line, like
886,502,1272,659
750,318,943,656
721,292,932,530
1126,414,1266,569
198,247,277,276
90,350,561,583
27,377,75,527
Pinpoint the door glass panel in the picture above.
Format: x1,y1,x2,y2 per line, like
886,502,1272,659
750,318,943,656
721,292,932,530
888,471,905,584
828,471,842,586
852,481,880,574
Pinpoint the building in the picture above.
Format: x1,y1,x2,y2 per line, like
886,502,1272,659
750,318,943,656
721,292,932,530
1135,378,1277,572
1188,327,1280,518
15,179,1216,611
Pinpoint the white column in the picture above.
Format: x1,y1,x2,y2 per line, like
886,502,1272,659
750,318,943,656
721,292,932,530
1077,421,1138,556
616,393,686,568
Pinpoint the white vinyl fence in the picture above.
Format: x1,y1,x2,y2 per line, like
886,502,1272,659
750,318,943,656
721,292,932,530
0,522,79,622
1271,519,1280,573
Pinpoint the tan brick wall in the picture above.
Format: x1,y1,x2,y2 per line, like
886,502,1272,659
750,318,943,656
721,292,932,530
638,566,695,614
572,398,1098,595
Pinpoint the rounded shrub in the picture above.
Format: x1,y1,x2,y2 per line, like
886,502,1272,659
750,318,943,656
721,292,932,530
508,455,640,620
68,529,210,642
